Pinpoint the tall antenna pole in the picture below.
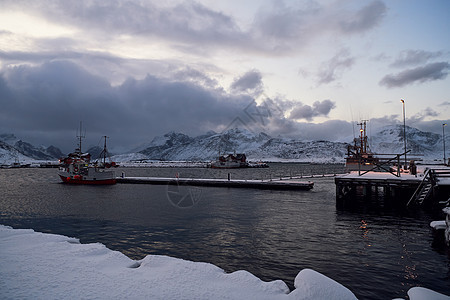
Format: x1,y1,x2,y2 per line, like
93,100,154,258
102,136,109,165
444,123,447,165
401,100,407,168
76,121,85,155
363,120,367,153
357,120,368,154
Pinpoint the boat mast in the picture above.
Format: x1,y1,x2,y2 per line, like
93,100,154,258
102,136,109,164
76,121,85,156
357,120,368,154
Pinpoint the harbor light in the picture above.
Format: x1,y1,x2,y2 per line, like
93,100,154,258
444,123,447,165
400,99,407,168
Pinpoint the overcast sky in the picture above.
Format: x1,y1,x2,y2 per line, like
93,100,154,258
0,0,449,153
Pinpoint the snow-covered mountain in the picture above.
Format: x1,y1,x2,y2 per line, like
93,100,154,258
2,125,448,164
0,134,64,164
368,125,446,159
117,126,448,163
122,128,348,163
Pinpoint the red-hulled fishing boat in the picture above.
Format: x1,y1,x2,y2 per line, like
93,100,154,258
58,125,117,185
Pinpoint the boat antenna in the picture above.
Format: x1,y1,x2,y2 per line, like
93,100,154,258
357,120,369,154
350,105,356,140
102,136,109,164
76,121,86,154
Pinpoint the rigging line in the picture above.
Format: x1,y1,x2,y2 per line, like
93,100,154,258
350,104,356,139
96,136,103,148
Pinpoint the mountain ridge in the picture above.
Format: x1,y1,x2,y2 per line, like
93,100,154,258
123,126,447,163
1,125,448,164
0,134,64,164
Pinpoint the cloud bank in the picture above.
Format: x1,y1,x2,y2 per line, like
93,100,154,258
230,70,263,95
290,100,336,121
316,49,355,85
379,62,450,88
3,0,388,57
0,61,341,152
390,50,443,68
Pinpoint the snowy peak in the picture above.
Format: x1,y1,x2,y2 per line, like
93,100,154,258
139,132,194,160
0,134,19,145
370,125,443,158
14,140,55,160
137,128,346,162
205,128,271,153
131,132,193,152
132,125,447,163
0,134,64,163
1,125,447,164
45,145,64,159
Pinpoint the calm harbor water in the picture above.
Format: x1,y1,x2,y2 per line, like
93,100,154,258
0,164,449,299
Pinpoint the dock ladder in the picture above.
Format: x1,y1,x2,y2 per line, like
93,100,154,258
407,169,433,206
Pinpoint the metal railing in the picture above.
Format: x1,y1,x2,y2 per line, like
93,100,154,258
358,150,411,177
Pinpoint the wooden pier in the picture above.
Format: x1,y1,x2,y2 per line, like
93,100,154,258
335,167,450,206
116,176,314,190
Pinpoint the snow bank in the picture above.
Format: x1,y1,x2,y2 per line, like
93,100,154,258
289,269,357,299
1,225,448,299
0,225,356,300
407,287,450,300
430,220,447,230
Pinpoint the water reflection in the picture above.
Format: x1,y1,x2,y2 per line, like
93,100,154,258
0,167,449,298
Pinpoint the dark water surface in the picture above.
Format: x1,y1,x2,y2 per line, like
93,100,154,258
1,164,449,299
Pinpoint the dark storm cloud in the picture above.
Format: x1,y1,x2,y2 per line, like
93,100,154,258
230,70,263,94
3,59,445,151
316,49,355,85
390,50,443,68
0,49,201,87
379,62,450,88
290,99,336,121
0,60,358,151
1,61,115,131
0,61,243,150
0,61,299,152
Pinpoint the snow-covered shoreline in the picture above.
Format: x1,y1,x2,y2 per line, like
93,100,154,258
0,225,356,299
1,225,448,299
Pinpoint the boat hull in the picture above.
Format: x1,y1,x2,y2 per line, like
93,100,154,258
210,165,243,169
59,174,116,185
58,167,116,185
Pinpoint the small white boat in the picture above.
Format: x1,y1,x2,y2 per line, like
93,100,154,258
444,207,450,246
430,204,450,246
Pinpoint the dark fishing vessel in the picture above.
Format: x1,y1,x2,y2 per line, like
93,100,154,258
58,125,117,185
210,153,248,169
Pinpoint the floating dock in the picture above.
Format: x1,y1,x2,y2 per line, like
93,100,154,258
116,176,314,190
